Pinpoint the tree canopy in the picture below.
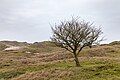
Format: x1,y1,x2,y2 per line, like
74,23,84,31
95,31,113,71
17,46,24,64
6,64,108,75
51,17,103,67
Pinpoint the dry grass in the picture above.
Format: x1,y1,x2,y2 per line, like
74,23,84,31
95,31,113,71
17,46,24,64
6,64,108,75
15,68,73,80
0,41,120,80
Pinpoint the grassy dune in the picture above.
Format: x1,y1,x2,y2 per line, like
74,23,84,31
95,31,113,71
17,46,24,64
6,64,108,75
0,41,120,80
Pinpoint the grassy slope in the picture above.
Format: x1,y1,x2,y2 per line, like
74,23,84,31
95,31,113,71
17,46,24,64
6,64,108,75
0,41,120,80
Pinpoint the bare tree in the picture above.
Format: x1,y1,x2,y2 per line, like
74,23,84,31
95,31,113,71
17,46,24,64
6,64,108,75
51,17,103,67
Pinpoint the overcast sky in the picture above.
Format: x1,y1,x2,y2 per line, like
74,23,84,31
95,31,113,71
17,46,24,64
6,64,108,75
0,0,120,43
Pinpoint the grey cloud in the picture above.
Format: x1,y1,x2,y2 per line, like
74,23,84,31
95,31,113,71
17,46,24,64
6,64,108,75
0,0,120,43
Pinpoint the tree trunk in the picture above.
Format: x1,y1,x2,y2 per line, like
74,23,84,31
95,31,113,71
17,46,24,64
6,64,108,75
74,52,80,67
